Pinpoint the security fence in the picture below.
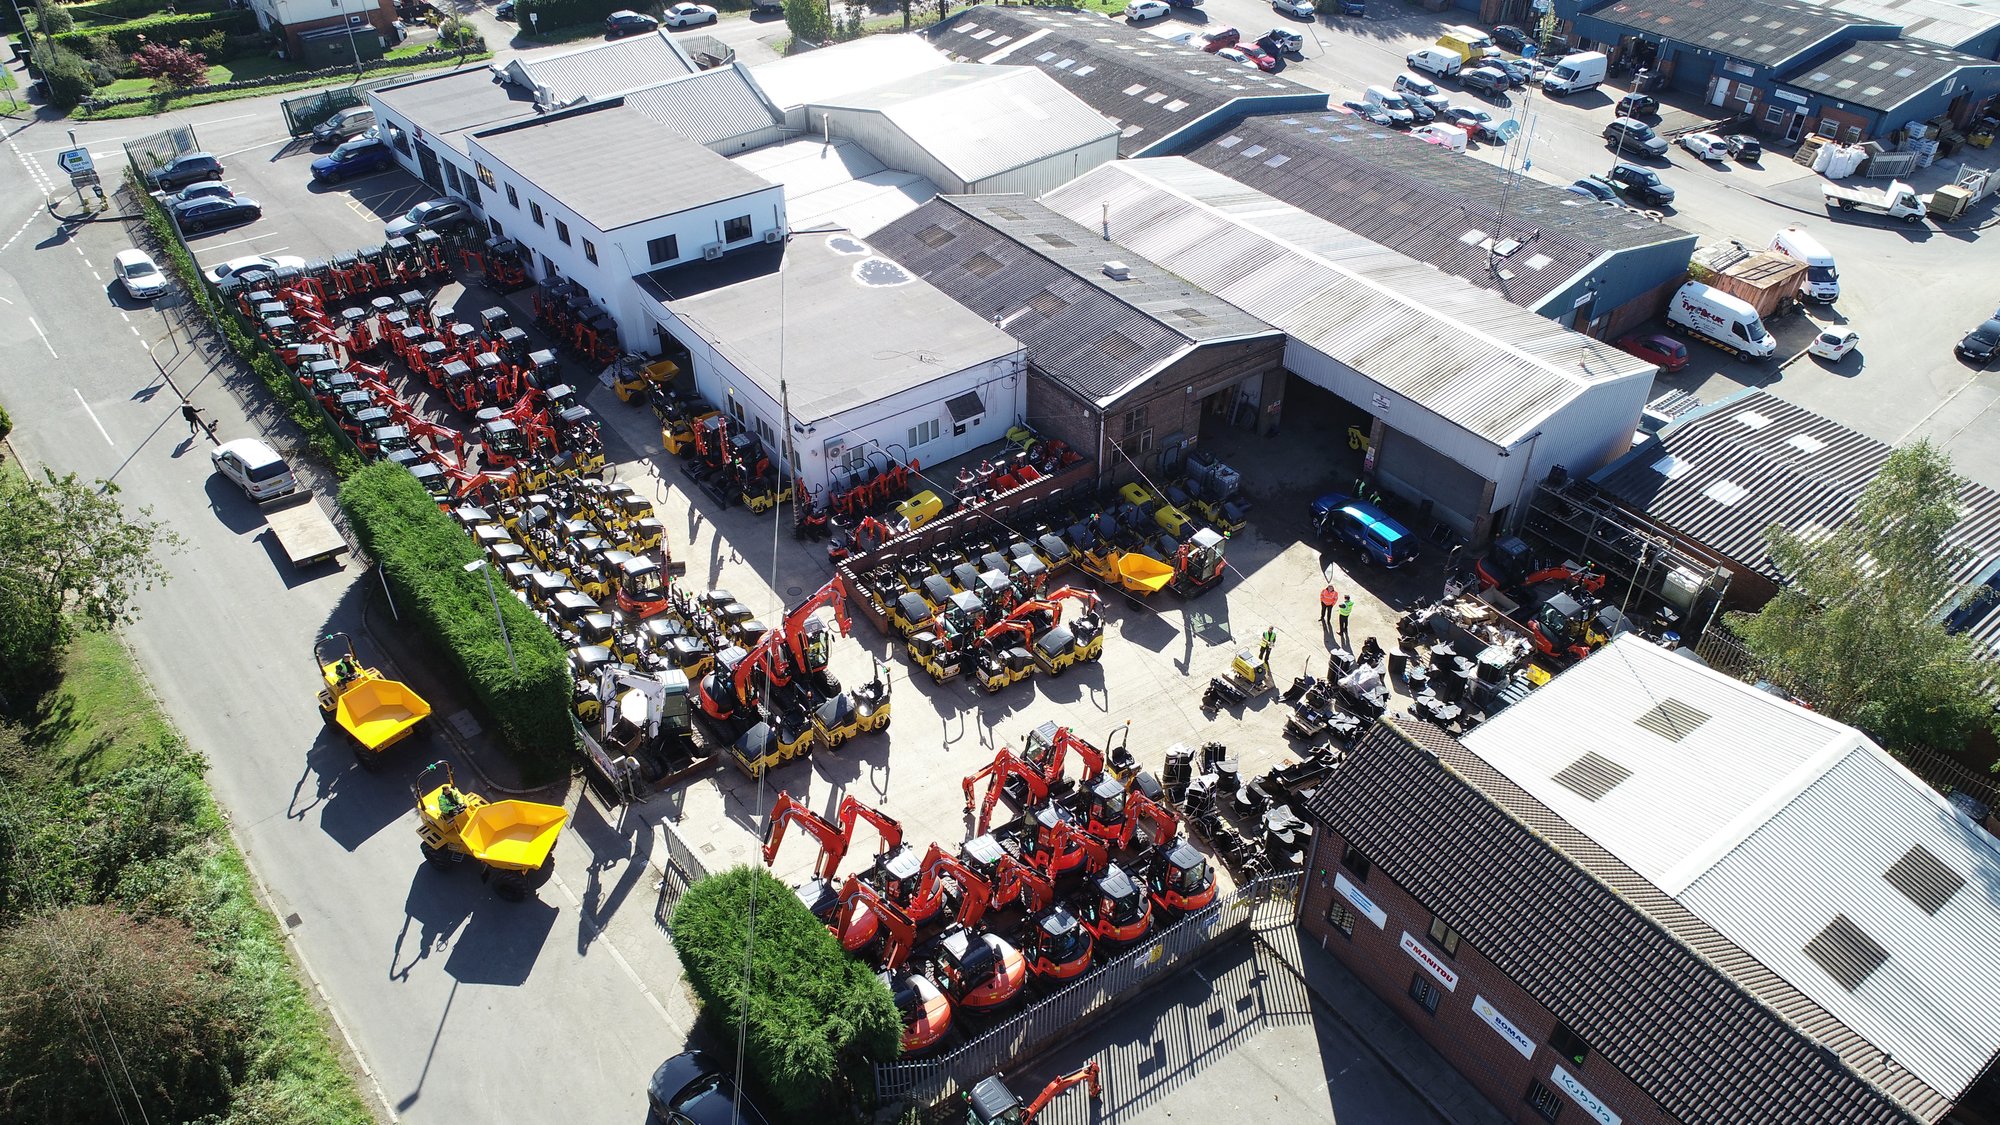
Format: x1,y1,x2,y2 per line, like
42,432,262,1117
874,872,1301,1110
123,125,200,184
653,816,713,934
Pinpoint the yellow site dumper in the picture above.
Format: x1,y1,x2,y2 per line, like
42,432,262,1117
316,633,432,769
411,761,569,900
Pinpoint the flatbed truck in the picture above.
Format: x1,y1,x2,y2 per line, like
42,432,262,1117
1822,180,1927,223
264,491,347,568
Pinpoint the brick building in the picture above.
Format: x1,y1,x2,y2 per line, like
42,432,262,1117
1300,635,2000,1124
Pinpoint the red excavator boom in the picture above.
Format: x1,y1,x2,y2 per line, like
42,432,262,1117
962,747,1051,834
762,791,844,882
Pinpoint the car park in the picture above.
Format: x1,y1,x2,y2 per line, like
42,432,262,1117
1272,0,1315,15
604,9,657,35
1678,132,1730,162
1808,329,1860,361
1236,42,1281,71
1615,332,1689,372
662,2,717,26
166,181,234,206
384,198,473,240
112,249,170,301
211,439,301,504
1340,99,1396,126
1441,105,1502,141
171,195,262,234
1405,46,1461,79
143,152,224,192
1394,72,1450,114
1726,134,1762,162
1604,117,1669,156
1958,319,2000,364
1614,93,1658,118
311,139,396,183
1460,66,1510,95
1259,27,1302,53
1606,162,1674,205
1311,493,1418,568
1125,0,1169,21
203,254,308,286
1490,23,1528,52
647,1051,772,1125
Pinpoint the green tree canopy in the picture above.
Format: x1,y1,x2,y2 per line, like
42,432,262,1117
1728,440,1996,751
783,0,832,50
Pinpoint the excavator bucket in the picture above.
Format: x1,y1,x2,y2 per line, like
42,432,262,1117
456,800,569,872
1116,552,1174,594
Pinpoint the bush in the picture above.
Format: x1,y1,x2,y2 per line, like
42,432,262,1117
36,42,94,106
33,0,73,35
196,28,226,60
67,0,227,24
672,867,900,1118
438,15,483,49
131,41,209,87
0,402,11,443
337,462,572,773
52,9,254,54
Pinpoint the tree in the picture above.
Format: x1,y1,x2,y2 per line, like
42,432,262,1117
32,43,93,108
32,0,72,36
130,43,209,90
1729,441,1997,751
0,904,244,1124
0,468,178,696
783,0,832,50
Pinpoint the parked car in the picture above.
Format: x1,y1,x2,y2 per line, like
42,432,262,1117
384,198,474,240
1489,57,1534,87
311,138,395,183
494,0,514,16
1678,132,1730,161
112,248,170,301
1726,134,1762,162
1311,493,1418,568
1614,93,1658,118
1394,72,1450,114
1201,26,1240,48
1125,0,1169,21
662,3,717,26
1615,332,1689,372
1340,99,1396,127
1489,23,1528,52
1460,66,1511,95
1604,117,1669,156
211,438,300,504
648,1051,772,1125
604,9,658,35
1957,318,2000,364
1259,27,1303,53
1336,0,1364,13
1413,122,1468,151
1214,46,1258,68
1271,0,1315,15
1236,43,1280,70
1808,329,1860,361
1606,161,1674,204
311,105,376,146
1442,105,1502,141
171,195,261,233
203,254,307,286
143,151,224,191
167,181,234,206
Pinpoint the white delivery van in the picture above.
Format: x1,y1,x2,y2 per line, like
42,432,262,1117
1365,85,1417,125
1769,225,1839,302
1405,46,1462,79
1667,281,1776,359
1543,50,1607,95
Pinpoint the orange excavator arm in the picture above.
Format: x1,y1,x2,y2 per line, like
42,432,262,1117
836,794,903,862
784,576,852,671
762,791,846,882
1128,791,1179,848
1022,1062,1101,1123
832,875,919,969
963,748,1050,834
911,847,994,930
735,625,792,703
1049,728,1105,786
993,854,1054,913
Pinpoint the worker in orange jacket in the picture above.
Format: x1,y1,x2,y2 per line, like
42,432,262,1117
1320,583,1340,629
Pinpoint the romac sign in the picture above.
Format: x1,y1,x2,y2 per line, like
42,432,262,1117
1400,931,1459,991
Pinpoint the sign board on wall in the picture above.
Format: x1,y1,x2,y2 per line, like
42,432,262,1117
1400,931,1459,991
1552,1066,1622,1125
1334,873,1388,929
1772,88,1808,105
1473,996,1536,1060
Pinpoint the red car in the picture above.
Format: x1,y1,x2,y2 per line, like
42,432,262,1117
1617,332,1689,373
1201,26,1241,50
1236,43,1281,71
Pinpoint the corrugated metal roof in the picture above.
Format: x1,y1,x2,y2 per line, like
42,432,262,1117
729,137,935,236
929,6,1323,157
1188,114,1693,312
870,196,1278,406
1782,39,2000,112
1798,0,2000,50
1311,714,1946,1123
620,64,784,149
1680,740,2000,1097
1460,633,1857,892
749,34,952,111
1589,390,2000,660
512,30,696,106
471,103,771,232
815,66,1118,186
1597,0,1889,70
1039,159,1655,446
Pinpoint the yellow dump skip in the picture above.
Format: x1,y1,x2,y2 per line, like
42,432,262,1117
337,678,433,750
456,801,568,872
1117,553,1173,594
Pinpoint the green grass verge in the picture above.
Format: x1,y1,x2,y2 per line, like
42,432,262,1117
76,52,492,120
26,630,176,782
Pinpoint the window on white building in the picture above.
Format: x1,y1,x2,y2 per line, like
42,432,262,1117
555,219,571,245
530,202,543,227
723,215,752,242
908,418,940,448
648,235,679,265
505,183,518,208
584,239,598,265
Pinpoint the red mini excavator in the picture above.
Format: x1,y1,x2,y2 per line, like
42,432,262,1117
883,968,954,1055
835,794,903,868
962,747,1050,835
761,790,846,922
1018,723,1105,791
780,575,852,693
990,857,1094,979
931,924,1026,1012
1146,838,1217,915
1076,861,1153,947
965,1062,1101,1124
830,874,916,963
1078,779,1178,851
907,845,994,931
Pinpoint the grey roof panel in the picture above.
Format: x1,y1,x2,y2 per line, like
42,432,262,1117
1595,0,1894,70
1782,39,2000,112
370,67,542,155
512,30,696,104
619,65,785,148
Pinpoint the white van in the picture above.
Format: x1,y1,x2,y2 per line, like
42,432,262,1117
1667,281,1776,359
1769,225,1839,302
1365,85,1416,125
1543,50,1607,95
1394,72,1451,113
1412,123,1468,152
1405,46,1462,79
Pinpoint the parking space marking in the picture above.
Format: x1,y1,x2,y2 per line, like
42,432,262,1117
217,138,289,160
194,235,289,253
30,317,58,358
72,389,113,447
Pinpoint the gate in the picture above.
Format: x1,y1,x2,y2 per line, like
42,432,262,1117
123,125,199,183
653,817,712,933
279,75,408,137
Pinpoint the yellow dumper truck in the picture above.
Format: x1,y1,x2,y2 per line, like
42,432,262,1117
316,633,432,769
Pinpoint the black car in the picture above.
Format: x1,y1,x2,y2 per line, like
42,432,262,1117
1958,319,2000,364
171,196,262,233
145,151,224,191
1442,105,1502,141
648,1051,772,1125
1490,57,1533,87
1568,176,1619,203
1340,99,1396,126
1490,23,1528,52
1726,134,1762,162
1615,93,1659,118
604,8,658,36
1461,66,1510,95
1605,162,1674,205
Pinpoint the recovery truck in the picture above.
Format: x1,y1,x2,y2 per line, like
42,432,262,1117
1822,179,1927,223
265,490,348,568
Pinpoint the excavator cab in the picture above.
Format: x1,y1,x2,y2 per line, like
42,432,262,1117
1080,862,1153,945
1082,777,1128,836
966,1063,1101,1125
934,926,1026,1012
1173,526,1228,594
615,554,669,619
1149,840,1216,914
1027,904,1094,979
885,970,953,1055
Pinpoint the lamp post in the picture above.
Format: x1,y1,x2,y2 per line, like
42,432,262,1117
464,559,518,677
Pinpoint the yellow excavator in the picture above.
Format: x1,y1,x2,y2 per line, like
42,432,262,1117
411,761,570,901
316,633,432,770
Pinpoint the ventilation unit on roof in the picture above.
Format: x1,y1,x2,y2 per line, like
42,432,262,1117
1551,751,1633,802
1803,915,1889,992
1884,845,1964,915
1635,698,1709,742
1102,261,1131,280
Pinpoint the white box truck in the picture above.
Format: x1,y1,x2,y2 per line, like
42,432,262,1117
1768,226,1839,302
1666,281,1776,360
1542,51,1606,95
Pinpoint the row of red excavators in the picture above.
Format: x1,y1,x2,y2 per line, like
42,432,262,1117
760,724,1215,1056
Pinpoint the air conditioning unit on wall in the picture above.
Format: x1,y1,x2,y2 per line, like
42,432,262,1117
763,228,785,244
702,243,724,260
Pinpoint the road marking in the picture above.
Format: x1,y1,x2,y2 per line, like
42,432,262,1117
129,325,141,336
29,317,58,358
217,138,289,159
72,388,114,446
547,869,685,1036
197,235,288,253
118,309,129,321
0,212,40,253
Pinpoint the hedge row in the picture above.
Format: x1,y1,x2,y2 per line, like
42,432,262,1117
672,866,900,1118
51,8,254,53
65,0,228,27
514,0,623,32
82,48,491,111
338,462,572,774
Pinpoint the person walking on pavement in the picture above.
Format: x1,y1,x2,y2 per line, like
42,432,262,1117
1258,625,1276,666
181,402,205,437
1319,583,1339,629
1338,595,1355,643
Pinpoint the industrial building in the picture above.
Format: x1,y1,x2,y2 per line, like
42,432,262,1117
870,195,1287,487
1301,636,2000,1125
1036,159,1658,542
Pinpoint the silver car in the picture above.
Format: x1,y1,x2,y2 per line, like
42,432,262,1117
384,198,473,241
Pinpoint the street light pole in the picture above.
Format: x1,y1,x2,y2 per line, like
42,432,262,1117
464,559,518,677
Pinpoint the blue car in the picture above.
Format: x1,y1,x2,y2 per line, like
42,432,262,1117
310,139,395,183
1311,493,1418,568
